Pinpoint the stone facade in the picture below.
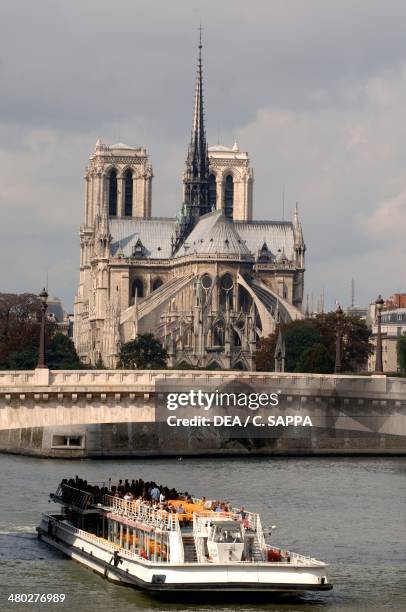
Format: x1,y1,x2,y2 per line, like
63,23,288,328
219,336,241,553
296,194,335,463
1,369,405,457
368,308,406,372
73,43,306,370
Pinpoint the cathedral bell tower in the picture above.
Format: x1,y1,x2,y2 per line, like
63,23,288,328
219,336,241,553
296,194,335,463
173,30,211,252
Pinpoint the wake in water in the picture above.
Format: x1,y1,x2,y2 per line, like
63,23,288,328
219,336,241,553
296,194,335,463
0,525,37,535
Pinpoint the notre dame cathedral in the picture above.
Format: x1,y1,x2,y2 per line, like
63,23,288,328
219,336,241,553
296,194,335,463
73,39,305,370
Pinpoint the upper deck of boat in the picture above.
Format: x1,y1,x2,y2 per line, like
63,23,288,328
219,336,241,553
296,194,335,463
51,482,259,532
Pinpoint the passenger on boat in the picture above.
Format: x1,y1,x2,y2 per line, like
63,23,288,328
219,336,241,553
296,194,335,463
150,486,160,501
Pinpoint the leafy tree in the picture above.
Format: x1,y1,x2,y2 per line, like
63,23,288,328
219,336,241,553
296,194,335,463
255,312,372,374
285,323,322,372
47,333,83,369
311,313,372,372
397,334,406,372
0,293,42,367
118,334,168,369
0,293,83,370
295,343,334,373
7,349,38,370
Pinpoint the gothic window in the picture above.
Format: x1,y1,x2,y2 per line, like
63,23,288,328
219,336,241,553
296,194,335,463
131,278,144,301
233,330,242,346
108,169,117,216
234,361,246,371
201,274,212,290
220,273,234,310
213,321,225,346
124,169,133,216
152,278,163,291
238,285,252,313
208,174,216,210
224,174,234,219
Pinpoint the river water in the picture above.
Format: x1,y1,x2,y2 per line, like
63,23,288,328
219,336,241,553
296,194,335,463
0,454,405,612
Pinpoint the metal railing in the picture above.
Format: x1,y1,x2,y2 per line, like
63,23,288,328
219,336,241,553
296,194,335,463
54,484,94,509
103,495,180,532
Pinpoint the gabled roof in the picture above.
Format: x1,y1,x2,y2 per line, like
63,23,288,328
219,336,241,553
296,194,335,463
234,220,295,261
110,218,175,259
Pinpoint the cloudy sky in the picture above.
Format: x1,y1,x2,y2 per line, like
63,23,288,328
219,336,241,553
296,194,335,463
1,0,406,312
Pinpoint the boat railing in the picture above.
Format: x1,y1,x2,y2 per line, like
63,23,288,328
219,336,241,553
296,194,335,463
53,484,95,510
254,514,267,561
103,494,180,532
52,516,143,561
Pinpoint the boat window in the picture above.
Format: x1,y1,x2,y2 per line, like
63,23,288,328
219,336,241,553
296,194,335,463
212,525,243,543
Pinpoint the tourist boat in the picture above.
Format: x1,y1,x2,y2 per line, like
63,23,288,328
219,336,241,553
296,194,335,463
37,480,333,595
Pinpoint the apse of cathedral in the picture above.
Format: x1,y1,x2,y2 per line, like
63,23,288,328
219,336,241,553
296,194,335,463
73,38,306,370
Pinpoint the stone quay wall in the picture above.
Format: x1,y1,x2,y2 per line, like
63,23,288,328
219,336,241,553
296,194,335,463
0,368,405,457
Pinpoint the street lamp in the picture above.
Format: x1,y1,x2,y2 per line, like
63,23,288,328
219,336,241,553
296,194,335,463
334,304,343,374
374,294,384,373
37,288,48,369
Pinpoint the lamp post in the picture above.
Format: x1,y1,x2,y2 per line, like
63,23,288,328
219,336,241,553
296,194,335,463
334,304,343,374
37,288,48,369
374,294,384,373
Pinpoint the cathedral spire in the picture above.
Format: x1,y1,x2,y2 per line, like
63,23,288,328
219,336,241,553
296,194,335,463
190,26,206,173
173,29,211,253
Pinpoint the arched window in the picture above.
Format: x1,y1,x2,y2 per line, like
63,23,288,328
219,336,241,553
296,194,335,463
208,174,217,210
124,169,133,216
108,169,117,216
131,278,144,302
213,322,225,346
219,273,234,310
224,174,234,219
152,278,163,291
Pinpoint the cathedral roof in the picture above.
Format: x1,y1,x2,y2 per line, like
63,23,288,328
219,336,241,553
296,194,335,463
110,218,175,259
109,214,296,262
174,211,252,259
110,142,139,150
234,220,295,260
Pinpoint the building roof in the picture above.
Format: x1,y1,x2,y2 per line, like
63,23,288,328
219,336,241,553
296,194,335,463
109,212,295,262
174,211,252,259
110,218,175,259
234,220,295,260
110,142,139,150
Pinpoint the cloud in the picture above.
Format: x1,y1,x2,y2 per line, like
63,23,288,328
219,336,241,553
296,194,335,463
361,188,406,239
1,0,406,310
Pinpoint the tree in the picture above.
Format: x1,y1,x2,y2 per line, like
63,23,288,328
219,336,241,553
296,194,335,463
295,343,334,373
0,293,42,367
397,334,406,372
254,312,372,374
284,322,322,372
47,333,83,369
0,292,83,370
118,334,168,369
311,313,372,372
7,349,38,370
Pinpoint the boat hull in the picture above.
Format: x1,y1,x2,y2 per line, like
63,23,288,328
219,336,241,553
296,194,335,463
37,515,332,595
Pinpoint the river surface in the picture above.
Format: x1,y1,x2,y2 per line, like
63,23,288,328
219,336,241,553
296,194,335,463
0,454,405,612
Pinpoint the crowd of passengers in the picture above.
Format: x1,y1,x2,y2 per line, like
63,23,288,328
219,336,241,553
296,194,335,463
59,476,245,518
